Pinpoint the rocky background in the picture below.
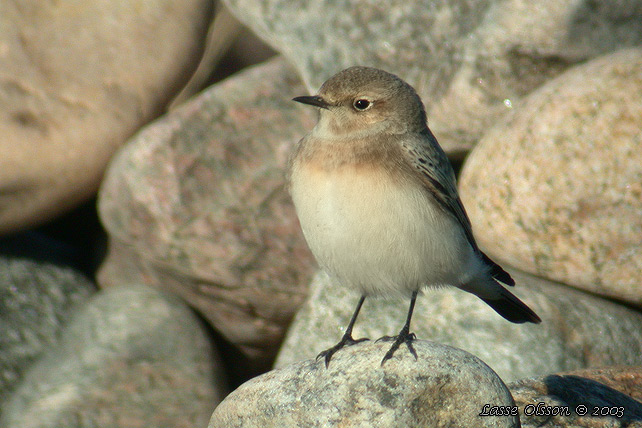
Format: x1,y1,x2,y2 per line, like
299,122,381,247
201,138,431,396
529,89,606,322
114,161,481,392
1,1,641,427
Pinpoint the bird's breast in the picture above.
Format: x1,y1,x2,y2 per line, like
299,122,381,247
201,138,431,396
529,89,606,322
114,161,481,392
290,159,475,296
291,162,403,243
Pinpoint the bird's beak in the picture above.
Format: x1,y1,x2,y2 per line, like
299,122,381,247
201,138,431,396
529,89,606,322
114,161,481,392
292,95,330,109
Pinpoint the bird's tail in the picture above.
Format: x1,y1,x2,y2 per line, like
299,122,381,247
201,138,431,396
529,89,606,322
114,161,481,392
480,285,541,324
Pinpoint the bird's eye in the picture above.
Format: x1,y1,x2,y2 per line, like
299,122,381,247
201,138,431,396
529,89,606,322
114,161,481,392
353,99,372,111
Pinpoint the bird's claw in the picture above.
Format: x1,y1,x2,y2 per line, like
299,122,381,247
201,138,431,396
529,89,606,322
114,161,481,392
379,331,417,365
316,336,370,368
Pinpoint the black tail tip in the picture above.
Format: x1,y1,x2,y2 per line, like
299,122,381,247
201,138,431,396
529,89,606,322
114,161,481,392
481,294,541,324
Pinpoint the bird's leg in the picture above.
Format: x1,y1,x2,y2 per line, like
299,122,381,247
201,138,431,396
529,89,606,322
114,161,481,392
378,290,418,365
317,295,369,368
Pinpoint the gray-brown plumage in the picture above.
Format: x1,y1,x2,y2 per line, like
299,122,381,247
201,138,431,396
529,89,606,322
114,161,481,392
289,66,540,367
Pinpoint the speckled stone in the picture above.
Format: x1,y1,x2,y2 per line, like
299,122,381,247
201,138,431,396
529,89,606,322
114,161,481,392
222,0,642,152
276,269,642,382
98,57,317,366
0,285,222,428
0,257,94,402
459,48,642,306
210,341,519,428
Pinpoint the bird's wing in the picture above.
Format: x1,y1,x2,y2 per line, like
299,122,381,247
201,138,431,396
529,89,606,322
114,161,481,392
399,128,515,286
400,129,476,248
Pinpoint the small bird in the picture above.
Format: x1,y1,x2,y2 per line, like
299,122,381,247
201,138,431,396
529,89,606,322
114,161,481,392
288,66,541,367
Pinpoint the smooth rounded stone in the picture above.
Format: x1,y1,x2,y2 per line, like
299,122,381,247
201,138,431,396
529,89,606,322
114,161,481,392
276,269,642,383
0,0,211,233
0,284,223,428
98,57,317,366
508,366,642,427
210,340,519,428
221,0,642,153
459,48,642,306
0,257,94,403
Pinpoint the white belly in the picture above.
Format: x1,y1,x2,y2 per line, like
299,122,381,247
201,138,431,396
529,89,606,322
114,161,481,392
290,163,480,297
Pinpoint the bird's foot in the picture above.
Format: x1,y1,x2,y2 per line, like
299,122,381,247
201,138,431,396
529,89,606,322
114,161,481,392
317,335,369,368
377,330,417,365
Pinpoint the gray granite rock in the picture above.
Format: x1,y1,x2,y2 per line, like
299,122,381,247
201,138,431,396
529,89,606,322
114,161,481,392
0,285,223,428
0,257,94,403
459,48,642,306
98,57,317,366
222,0,642,153
276,269,642,382
0,0,211,233
210,340,519,428
509,366,642,427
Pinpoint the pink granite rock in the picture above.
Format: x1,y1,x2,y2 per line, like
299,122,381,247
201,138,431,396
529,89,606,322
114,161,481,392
460,48,642,306
98,57,317,368
0,0,210,233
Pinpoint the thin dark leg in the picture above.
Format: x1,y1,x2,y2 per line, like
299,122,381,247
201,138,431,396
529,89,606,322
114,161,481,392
379,290,418,365
317,295,369,368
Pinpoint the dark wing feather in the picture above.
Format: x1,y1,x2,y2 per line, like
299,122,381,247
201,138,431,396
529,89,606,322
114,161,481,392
399,128,515,286
480,251,515,286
